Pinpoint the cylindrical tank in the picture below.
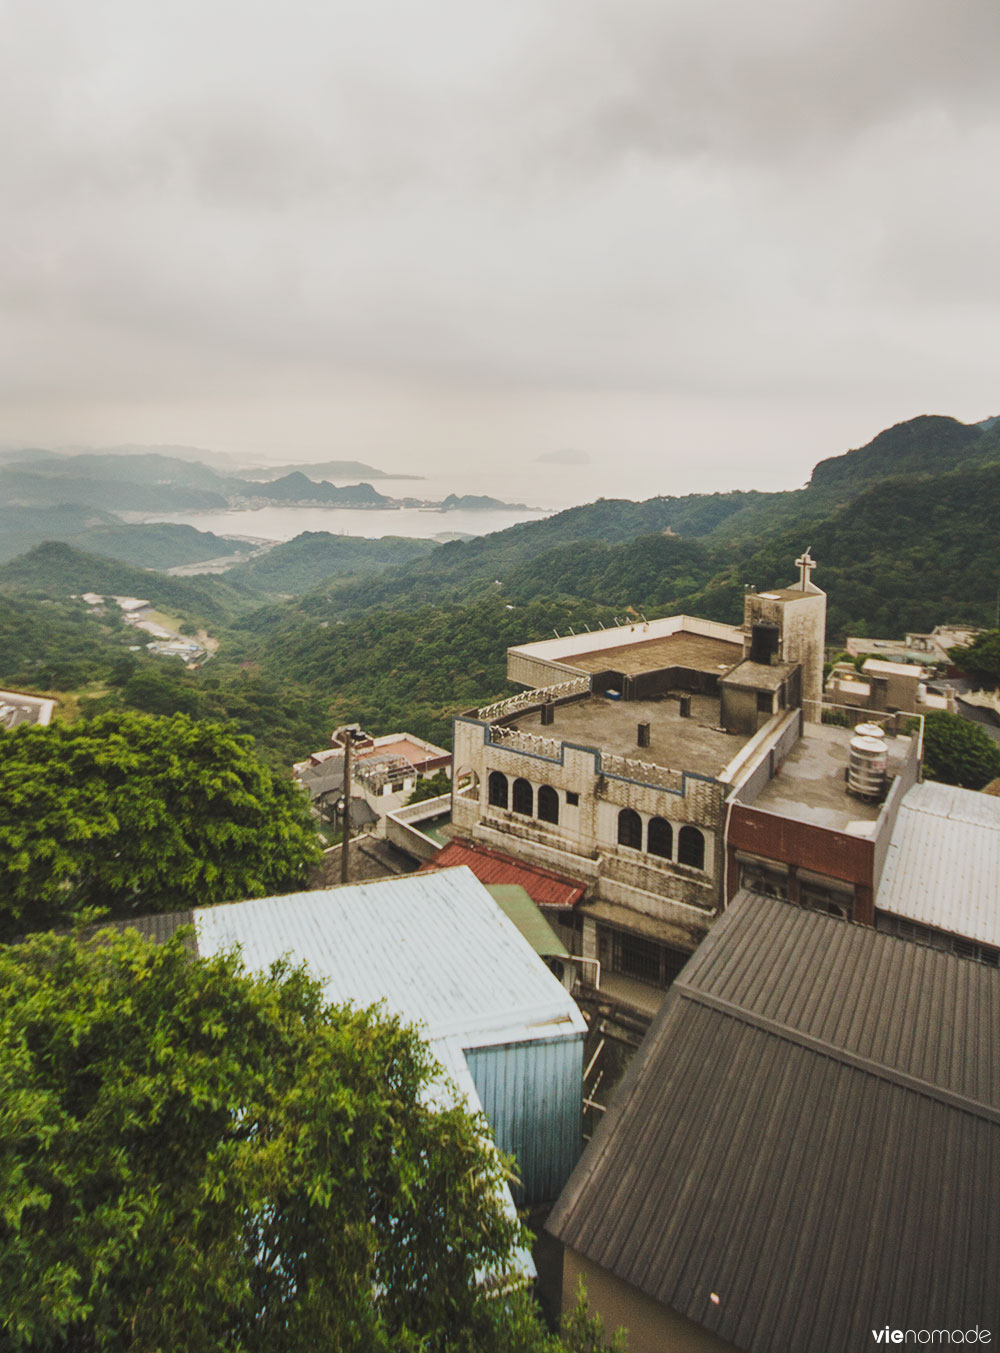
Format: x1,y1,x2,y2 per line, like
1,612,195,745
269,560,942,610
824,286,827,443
848,731,888,799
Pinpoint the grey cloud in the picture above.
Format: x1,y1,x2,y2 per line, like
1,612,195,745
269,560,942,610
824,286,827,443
0,0,996,488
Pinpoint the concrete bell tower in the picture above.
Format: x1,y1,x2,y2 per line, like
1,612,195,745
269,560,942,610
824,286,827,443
741,550,827,722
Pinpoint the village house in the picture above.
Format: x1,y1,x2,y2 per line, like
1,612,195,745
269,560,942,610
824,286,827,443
825,654,955,716
294,723,452,834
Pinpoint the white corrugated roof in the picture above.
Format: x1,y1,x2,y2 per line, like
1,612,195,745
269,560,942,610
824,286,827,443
877,781,1000,945
194,866,585,1049
193,867,584,1282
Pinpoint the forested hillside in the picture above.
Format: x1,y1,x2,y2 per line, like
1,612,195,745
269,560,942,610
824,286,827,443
0,542,260,625
2,412,997,765
224,532,440,595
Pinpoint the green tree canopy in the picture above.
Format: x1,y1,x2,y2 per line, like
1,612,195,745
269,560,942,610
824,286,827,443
404,768,452,805
949,630,1000,689
918,711,1000,790
0,928,621,1352
0,710,321,939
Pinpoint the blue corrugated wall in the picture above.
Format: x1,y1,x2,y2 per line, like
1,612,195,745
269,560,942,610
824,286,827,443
464,1033,584,1205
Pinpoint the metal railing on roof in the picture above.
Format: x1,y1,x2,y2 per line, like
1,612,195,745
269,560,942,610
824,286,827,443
477,675,590,724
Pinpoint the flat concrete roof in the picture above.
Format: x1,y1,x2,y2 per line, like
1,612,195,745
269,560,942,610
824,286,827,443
510,692,750,778
752,586,822,603
562,631,742,677
721,659,796,692
367,737,449,766
751,723,915,833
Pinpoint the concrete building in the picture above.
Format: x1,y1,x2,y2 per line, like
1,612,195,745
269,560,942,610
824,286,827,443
826,655,954,716
451,552,921,1014
294,724,452,834
846,623,984,666
546,893,1000,1353
0,689,56,729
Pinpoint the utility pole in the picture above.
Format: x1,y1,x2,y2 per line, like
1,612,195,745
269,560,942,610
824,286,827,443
340,734,352,886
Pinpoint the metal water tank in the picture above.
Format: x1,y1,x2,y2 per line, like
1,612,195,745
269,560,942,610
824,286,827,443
848,730,888,799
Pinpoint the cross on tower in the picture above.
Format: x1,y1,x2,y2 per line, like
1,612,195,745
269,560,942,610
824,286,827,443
795,548,816,591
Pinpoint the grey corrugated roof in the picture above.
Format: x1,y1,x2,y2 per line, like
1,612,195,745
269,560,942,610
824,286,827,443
103,910,197,950
877,780,1000,946
194,866,585,1048
547,892,1000,1353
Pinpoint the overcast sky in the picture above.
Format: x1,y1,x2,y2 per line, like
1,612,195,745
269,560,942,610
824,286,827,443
1,0,998,502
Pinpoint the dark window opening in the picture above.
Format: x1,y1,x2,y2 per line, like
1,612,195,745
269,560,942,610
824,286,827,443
512,778,534,816
800,882,853,921
740,862,789,900
608,929,689,989
538,784,559,824
647,816,673,860
617,808,642,850
487,771,508,809
565,791,580,807
678,825,705,870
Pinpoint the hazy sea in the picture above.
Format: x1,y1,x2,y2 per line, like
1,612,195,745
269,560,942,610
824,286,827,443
144,465,612,544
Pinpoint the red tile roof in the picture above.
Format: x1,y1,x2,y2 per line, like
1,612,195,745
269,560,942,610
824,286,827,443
421,839,586,909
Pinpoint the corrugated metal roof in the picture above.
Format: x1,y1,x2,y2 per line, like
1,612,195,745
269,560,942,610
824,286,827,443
421,839,586,909
105,910,197,950
485,885,570,959
547,893,1000,1353
194,866,585,1048
877,780,1000,945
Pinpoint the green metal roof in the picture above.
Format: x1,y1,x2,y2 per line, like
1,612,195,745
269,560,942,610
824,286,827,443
485,884,570,959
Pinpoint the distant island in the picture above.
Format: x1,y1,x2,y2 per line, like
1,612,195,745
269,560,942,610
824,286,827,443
244,460,424,482
438,493,529,512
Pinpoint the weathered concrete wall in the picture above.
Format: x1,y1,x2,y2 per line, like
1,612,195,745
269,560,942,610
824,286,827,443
452,713,725,921
745,589,826,722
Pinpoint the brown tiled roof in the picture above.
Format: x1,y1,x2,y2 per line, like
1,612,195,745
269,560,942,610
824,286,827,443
421,839,585,909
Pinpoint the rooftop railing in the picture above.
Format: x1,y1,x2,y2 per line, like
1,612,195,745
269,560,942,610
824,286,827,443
477,675,590,724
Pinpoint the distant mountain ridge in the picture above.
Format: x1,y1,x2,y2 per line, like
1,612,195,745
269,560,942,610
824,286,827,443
810,414,1000,490
244,459,409,481
236,472,389,505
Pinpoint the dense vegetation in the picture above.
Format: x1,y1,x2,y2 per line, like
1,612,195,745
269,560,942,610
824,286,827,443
0,927,623,1351
1,412,998,773
918,712,1000,791
949,630,1000,689
0,542,259,626
0,712,320,939
225,531,440,595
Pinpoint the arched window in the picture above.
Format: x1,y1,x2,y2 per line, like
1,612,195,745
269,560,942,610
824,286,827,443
512,778,534,816
488,771,508,809
647,816,673,860
538,784,559,824
617,808,642,850
678,825,705,870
